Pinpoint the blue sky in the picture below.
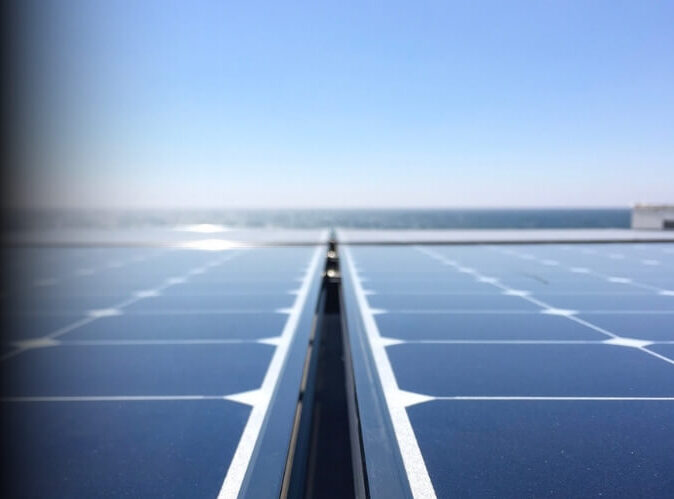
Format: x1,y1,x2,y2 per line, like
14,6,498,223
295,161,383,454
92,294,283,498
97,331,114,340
17,0,674,208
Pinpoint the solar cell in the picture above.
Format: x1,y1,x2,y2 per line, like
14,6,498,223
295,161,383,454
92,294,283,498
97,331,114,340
375,312,608,340
388,343,674,396
368,293,541,311
2,400,250,497
410,400,674,497
2,343,274,397
124,293,295,312
59,312,289,341
342,243,674,498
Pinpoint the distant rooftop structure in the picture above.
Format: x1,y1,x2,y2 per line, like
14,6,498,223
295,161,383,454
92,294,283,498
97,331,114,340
632,204,674,230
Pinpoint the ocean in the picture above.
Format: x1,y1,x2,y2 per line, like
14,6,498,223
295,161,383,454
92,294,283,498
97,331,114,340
10,208,631,230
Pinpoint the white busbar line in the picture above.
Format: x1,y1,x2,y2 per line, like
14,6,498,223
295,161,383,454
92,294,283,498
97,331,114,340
8,394,673,403
434,396,674,401
365,290,656,296
54,339,256,346
1,395,229,402
386,309,674,314
406,339,674,346
413,340,606,345
217,245,323,499
343,247,437,499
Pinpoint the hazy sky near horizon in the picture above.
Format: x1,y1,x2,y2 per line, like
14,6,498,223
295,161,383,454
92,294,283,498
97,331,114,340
14,0,674,208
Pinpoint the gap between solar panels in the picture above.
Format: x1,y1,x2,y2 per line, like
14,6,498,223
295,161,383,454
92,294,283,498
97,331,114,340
282,237,368,499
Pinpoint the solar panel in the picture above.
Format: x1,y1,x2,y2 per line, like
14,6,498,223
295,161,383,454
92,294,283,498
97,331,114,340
3,233,673,497
1,245,324,497
341,243,674,498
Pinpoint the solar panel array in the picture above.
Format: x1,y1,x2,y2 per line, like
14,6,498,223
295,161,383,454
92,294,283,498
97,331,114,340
2,238,673,498
342,243,674,498
1,246,323,497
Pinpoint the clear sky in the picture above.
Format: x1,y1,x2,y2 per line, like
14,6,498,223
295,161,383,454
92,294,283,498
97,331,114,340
14,0,674,209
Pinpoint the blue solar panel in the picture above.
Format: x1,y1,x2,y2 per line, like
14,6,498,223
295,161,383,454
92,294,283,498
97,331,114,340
3,400,250,497
4,237,673,497
1,245,324,497
341,243,674,498
60,313,289,341
410,400,674,498
3,343,273,397
376,313,605,340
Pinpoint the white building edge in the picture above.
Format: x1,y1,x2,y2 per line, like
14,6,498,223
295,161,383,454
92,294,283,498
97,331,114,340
632,204,674,230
